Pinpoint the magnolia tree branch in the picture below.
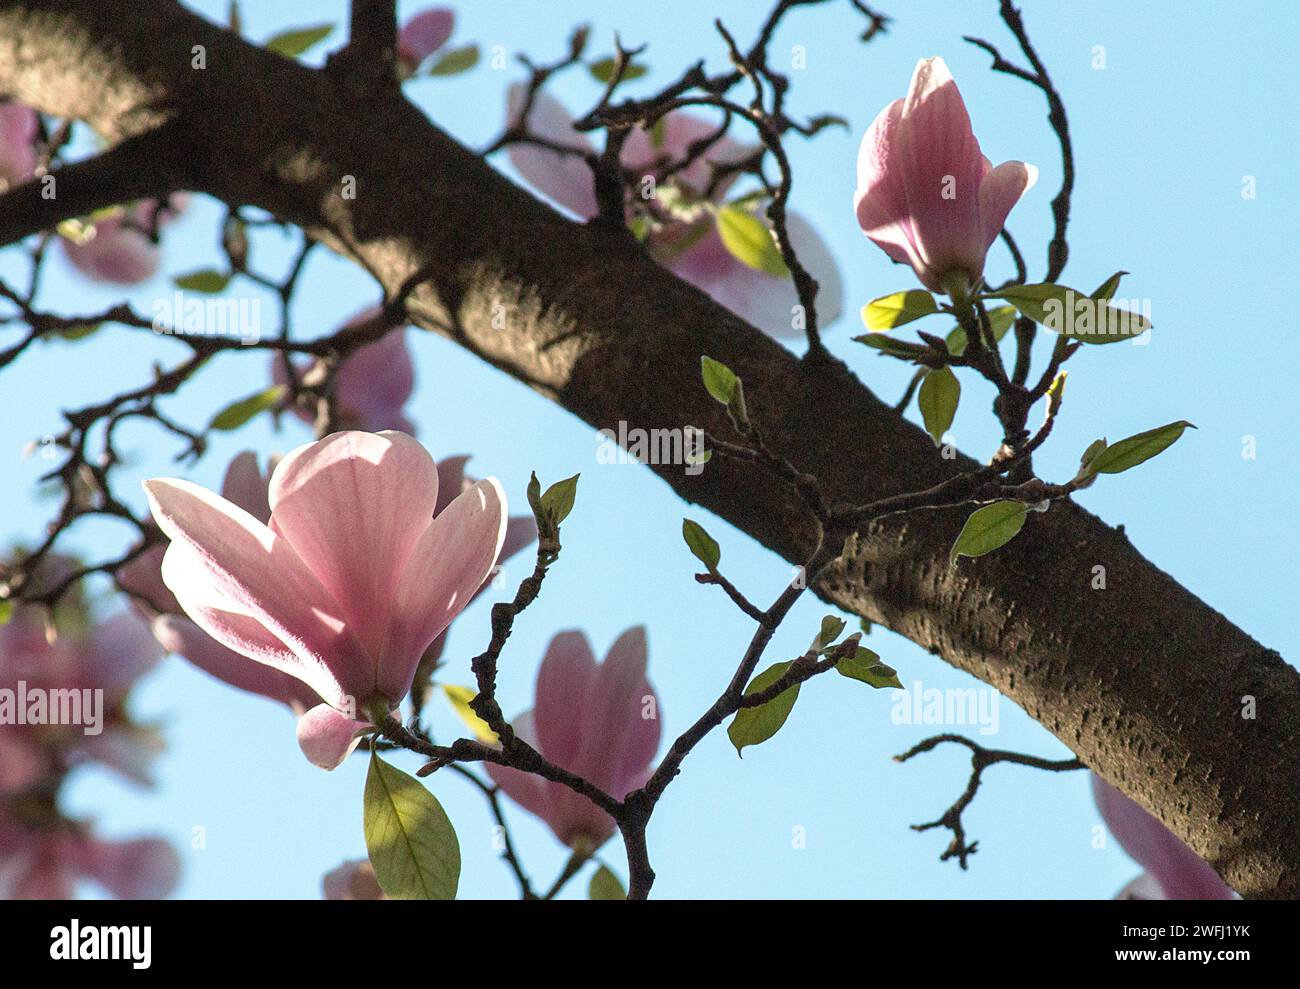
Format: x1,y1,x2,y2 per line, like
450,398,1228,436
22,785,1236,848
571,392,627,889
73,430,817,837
0,0,1297,898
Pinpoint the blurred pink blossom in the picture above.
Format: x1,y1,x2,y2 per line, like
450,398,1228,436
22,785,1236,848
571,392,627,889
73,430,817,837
397,8,455,77
487,628,660,849
0,101,38,191
1091,773,1235,900
61,198,183,285
272,310,416,434
143,431,507,769
854,56,1037,293
505,87,843,339
322,859,386,900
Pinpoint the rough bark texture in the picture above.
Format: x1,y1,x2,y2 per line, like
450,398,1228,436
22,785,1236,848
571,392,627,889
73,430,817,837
1,0,1296,896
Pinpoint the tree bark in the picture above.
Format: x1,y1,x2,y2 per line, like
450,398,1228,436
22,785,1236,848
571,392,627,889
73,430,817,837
1,0,1296,896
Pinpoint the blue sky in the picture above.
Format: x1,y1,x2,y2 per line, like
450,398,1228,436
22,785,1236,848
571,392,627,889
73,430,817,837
2,0,1296,899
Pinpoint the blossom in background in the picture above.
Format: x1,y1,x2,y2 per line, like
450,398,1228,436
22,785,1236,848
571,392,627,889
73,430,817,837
1091,773,1235,900
854,56,1037,293
505,88,844,339
487,628,660,849
397,7,455,77
143,431,507,769
0,808,180,900
272,310,417,434
61,198,183,285
0,101,38,191
0,600,164,794
322,859,386,900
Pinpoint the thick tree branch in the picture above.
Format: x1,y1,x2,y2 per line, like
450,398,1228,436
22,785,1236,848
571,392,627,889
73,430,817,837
1,0,1297,898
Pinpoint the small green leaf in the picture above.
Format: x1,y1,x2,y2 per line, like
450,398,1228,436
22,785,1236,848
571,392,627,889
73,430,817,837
815,615,847,652
0,600,12,626
1091,270,1127,302
173,269,232,294
264,24,333,58
853,334,931,360
994,282,1150,343
441,685,497,744
861,290,939,331
918,367,960,445
950,501,1029,567
208,385,285,432
1088,420,1195,476
700,356,738,405
836,646,902,689
715,206,788,277
427,44,479,76
525,471,543,517
540,473,580,525
728,662,800,756
588,57,649,83
57,322,102,341
588,865,627,900
1079,438,1108,473
364,751,461,900
682,518,721,571
945,305,1016,356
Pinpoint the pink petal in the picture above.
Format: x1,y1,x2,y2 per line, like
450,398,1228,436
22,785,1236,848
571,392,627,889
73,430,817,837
80,837,181,899
221,451,273,523
1092,774,1235,900
152,614,321,711
533,630,599,769
144,476,363,706
334,326,417,434
855,98,932,278
322,859,386,899
0,101,38,190
484,711,555,824
297,703,370,770
77,725,163,788
978,159,1038,251
61,214,160,285
397,8,454,68
78,610,163,702
267,431,441,668
0,732,47,795
157,541,345,707
379,478,507,701
573,626,659,797
505,85,599,219
116,542,180,615
622,111,755,197
895,57,988,284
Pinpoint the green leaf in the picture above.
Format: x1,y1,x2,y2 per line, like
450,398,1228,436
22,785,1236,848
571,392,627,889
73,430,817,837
917,367,960,445
715,206,788,277
173,269,232,294
682,518,721,571
700,356,737,405
540,473,580,525
1091,270,1127,302
441,685,497,744
950,501,1029,567
364,751,461,900
208,385,285,432
0,600,12,626
728,662,800,756
588,865,627,900
836,646,902,689
945,305,1017,356
815,615,847,652
427,44,479,76
861,290,939,331
1088,420,1195,476
993,282,1150,344
1079,438,1108,473
264,24,333,58
853,334,931,360
588,57,649,83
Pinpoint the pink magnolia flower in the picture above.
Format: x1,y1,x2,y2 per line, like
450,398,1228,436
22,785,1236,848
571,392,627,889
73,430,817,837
0,602,164,794
61,198,182,285
0,101,38,191
397,8,455,77
1091,773,1235,900
506,88,844,339
855,56,1037,294
0,808,179,900
322,859,386,900
272,310,416,434
143,431,508,769
487,628,660,849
